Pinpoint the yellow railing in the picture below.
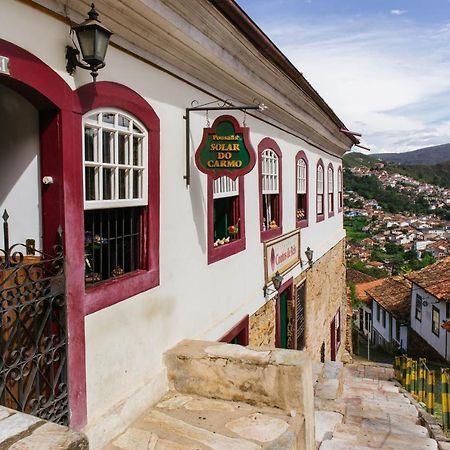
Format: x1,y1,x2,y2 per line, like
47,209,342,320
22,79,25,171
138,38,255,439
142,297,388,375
442,368,450,432
394,355,435,415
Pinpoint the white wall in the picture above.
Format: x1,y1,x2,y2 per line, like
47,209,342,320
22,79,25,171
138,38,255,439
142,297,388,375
0,84,41,248
410,284,448,359
0,1,347,445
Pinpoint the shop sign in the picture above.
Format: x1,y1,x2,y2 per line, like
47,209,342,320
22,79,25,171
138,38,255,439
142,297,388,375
264,230,300,282
0,56,10,75
194,115,256,179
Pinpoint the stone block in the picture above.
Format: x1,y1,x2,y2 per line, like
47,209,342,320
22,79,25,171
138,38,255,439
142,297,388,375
9,422,88,450
315,411,343,443
0,412,43,448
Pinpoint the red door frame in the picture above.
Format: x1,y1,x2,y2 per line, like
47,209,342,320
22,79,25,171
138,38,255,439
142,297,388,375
275,277,293,348
330,316,336,361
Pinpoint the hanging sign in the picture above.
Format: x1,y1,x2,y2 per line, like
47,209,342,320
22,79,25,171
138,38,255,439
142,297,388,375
194,115,256,179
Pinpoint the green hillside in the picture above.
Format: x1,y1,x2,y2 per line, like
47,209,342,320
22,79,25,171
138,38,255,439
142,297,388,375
343,152,380,169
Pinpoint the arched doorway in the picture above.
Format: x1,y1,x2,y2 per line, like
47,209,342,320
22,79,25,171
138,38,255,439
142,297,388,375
0,40,72,425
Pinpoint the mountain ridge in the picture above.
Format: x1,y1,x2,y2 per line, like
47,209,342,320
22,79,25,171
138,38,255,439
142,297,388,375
372,143,450,165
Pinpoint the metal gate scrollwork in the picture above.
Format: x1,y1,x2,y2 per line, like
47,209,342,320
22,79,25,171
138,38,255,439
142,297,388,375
0,210,68,425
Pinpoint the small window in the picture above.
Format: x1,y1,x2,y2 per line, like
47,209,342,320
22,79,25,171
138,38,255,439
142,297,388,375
83,110,148,286
316,160,324,221
446,302,450,319
258,138,282,240
213,177,240,243
328,164,334,216
415,294,422,322
208,176,245,264
432,306,440,337
382,309,386,328
338,167,343,211
376,302,380,322
396,321,401,341
296,152,308,228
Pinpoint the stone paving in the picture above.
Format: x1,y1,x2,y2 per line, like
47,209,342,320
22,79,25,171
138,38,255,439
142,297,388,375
103,392,304,449
315,362,439,450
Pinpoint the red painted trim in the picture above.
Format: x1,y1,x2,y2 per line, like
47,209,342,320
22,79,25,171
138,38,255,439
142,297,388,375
258,138,283,242
73,82,161,315
327,163,335,218
295,151,309,229
194,115,256,179
207,176,246,264
337,166,343,213
0,40,86,429
220,315,249,345
275,277,293,348
316,158,325,223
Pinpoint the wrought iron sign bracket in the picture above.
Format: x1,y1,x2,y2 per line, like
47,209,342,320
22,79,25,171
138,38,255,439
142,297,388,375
183,101,266,186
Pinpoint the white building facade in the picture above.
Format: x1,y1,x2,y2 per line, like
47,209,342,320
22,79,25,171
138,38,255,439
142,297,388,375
0,0,356,446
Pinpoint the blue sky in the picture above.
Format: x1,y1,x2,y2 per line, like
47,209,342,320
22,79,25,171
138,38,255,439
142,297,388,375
237,0,450,154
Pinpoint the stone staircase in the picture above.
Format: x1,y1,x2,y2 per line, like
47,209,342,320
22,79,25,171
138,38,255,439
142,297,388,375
314,362,439,450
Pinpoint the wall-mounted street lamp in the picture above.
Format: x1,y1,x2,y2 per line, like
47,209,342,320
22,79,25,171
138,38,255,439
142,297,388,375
263,271,283,297
66,3,112,82
305,247,314,268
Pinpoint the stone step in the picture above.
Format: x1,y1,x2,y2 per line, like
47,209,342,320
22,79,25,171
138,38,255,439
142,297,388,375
313,362,324,386
314,361,345,401
314,411,343,444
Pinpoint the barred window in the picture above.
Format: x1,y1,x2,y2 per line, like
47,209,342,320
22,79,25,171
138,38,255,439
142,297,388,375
296,157,308,225
432,306,440,337
83,109,148,286
261,149,280,231
213,177,240,242
317,163,324,216
338,167,343,209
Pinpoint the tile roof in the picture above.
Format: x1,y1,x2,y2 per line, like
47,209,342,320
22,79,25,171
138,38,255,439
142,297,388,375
366,276,412,323
355,279,386,304
405,256,450,302
346,269,375,284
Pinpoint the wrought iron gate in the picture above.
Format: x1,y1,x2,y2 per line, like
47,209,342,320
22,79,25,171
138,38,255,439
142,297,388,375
0,211,68,424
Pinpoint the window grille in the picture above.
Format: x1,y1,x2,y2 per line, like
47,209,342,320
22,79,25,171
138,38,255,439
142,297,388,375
338,168,343,208
83,110,147,210
213,176,239,199
317,164,324,215
328,166,334,212
297,159,307,194
261,149,279,194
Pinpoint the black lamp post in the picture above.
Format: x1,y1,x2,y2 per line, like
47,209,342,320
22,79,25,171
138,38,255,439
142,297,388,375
66,3,112,82
305,247,314,268
263,271,284,297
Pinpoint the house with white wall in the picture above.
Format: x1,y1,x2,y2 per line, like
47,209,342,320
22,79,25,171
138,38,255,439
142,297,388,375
368,276,411,353
0,0,358,447
408,257,450,361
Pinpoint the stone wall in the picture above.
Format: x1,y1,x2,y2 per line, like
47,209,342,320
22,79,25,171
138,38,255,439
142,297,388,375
248,298,276,348
0,406,88,449
296,239,347,362
164,339,315,450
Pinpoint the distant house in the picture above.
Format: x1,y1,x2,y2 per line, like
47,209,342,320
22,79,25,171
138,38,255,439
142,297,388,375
367,276,412,353
407,257,450,361
355,279,385,335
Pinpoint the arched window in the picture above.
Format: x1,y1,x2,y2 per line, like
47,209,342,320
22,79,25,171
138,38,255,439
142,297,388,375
208,176,245,264
295,151,308,228
83,109,148,285
258,138,282,240
328,164,334,217
316,160,325,222
338,166,343,211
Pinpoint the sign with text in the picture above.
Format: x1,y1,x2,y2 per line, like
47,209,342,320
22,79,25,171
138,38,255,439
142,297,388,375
264,230,301,283
194,115,256,179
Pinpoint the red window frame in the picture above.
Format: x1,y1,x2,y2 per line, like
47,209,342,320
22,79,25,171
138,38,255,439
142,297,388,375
207,176,246,264
338,166,343,212
258,138,283,241
316,159,325,223
75,82,161,315
295,151,309,229
220,315,249,345
327,163,335,218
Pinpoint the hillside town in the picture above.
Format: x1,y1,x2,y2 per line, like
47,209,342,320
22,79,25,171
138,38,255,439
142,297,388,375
345,164,450,272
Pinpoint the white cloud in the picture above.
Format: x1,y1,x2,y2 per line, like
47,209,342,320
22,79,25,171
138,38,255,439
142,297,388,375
391,9,407,16
264,17,450,153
